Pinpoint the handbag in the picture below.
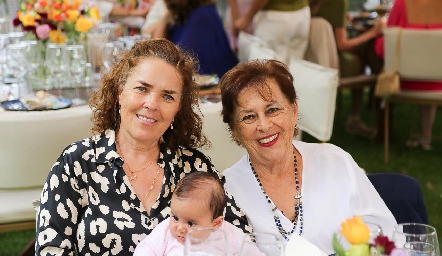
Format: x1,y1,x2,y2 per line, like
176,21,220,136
375,29,403,97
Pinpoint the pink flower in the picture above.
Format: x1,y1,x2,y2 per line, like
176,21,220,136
36,24,50,39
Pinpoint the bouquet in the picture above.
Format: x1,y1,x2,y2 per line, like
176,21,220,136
13,0,101,44
333,216,408,256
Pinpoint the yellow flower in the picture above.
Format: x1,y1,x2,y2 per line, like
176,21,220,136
19,13,36,27
89,7,101,21
75,16,93,33
49,30,67,44
66,9,80,23
340,216,370,245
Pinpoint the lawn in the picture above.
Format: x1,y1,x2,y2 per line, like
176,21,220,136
1,89,441,255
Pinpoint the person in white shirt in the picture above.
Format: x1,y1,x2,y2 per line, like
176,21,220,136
134,171,265,256
218,59,397,255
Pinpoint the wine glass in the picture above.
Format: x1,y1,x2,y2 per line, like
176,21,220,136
0,33,10,83
241,232,284,256
184,228,230,256
393,223,440,256
66,44,87,105
45,43,67,96
101,41,125,74
22,40,43,91
6,43,28,98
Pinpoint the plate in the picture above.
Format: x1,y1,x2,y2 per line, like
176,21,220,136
194,74,219,90
0,97,73,111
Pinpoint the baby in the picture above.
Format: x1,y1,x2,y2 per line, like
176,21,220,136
134,171,264,255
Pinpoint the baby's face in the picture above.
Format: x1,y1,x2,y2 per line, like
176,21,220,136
169,196,216,244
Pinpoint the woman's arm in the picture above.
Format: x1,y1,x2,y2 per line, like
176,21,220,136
35,150,83,254
334,20,384,52
234,0,269,32
146,11,170,39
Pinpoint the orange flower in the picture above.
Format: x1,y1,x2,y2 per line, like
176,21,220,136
66,9,80,23
39,0,48,8
340,216,370,245
52,2,62,9
75,16,93,33
49,30,67,44
19,13,36,27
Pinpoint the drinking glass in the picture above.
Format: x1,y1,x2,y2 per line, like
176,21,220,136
23,40,43,91
45,43,67,96
6,43,28,98
241,232,284,256
184,228,230,256
0,33,10,82
0,17,11,34
8,31,25,44
101,41,125,74
66,44,87,105
393,223,440,256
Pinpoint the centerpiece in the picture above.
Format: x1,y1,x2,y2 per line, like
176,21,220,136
333,216,408,256
13,0,100,44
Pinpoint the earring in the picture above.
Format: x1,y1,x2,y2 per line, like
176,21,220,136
170,122,174,130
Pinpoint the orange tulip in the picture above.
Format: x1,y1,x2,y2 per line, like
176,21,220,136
340,216,370,245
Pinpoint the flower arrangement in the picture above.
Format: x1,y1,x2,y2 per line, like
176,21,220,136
13,0,101,44
333,216,408,256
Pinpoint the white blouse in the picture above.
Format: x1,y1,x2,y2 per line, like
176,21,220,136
223,140,397,255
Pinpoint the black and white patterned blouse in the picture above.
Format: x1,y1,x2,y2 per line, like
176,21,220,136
36,129,252,255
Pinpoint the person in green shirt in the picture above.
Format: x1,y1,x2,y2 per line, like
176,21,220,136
311,0,384,137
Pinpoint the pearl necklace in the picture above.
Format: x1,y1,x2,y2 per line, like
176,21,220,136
249,149,303,241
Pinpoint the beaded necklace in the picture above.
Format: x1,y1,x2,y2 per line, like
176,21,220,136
249,149,303,241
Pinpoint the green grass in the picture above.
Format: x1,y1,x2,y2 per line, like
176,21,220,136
1,90,441,255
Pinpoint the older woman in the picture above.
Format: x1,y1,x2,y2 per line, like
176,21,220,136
219,59,396,254
35,39,250,255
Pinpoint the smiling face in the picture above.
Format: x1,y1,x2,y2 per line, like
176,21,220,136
118,58,183,145
232,79,298,163
169,195,223,245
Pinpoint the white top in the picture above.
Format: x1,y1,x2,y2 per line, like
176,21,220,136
223,140,397,255
134,217,265,256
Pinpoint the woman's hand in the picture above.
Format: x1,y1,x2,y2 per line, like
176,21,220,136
370,17,386,37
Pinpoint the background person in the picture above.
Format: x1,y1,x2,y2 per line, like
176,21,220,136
232,0,311,64
143,0,238,77
219,59,396,254
35,39,250,255
310,0,384,138
134,172,264,256
374,0,442,150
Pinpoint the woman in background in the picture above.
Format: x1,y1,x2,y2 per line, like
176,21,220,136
374,0,442,150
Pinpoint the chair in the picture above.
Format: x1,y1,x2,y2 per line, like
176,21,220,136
381,27,442,163
198,102,247,172
305,17,378,125
367,173,428,224
0,105,93,233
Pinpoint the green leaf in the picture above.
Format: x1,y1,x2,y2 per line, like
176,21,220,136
333,233,346,256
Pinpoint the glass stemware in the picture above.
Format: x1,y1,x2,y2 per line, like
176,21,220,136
66,44,87,105
22,40,43,91
45,43,67,96
241,232,284,256
101,41,125,74
6,43,29,98
0,33,10,83
393,223,440,256
184,228,230,256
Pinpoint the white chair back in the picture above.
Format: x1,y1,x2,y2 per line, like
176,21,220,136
0,106,94,189
289,58,339,142
237,31,276,62
198,103,246,172
384,27,442,80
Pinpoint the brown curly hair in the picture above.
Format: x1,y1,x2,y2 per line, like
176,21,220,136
89,38,208,149
165,0,215,25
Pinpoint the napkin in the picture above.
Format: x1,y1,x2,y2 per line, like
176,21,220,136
285,235,327,256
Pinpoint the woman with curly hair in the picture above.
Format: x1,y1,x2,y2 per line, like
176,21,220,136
144,0,238,77
35,39,250,255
